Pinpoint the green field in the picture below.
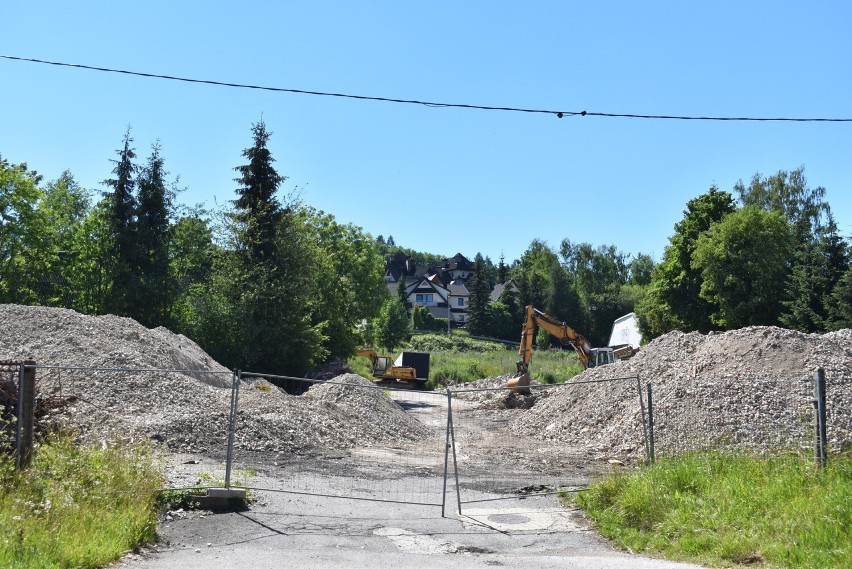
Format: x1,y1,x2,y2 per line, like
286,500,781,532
352,332,584,388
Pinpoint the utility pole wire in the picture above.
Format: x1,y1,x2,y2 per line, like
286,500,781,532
3,54,851,122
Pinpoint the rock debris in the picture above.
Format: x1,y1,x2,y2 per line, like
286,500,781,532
2,305,849,465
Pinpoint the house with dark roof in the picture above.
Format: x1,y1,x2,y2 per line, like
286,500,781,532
384,252,475,326
489,279,520,303
384,251,416,283
442,253,475,282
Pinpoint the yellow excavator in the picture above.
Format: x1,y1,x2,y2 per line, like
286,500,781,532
356,349,417,381
508,305,617,392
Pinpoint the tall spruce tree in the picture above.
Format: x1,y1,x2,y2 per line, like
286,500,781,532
826,266,852,329
780,214,848,332
466,256,491,335
497,254,508,284
134,142,173,326
229,120,323,374
233,120,283,265
102,128,138,315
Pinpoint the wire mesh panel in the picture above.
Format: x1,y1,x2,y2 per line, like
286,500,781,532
1,361,21,452
447,377,645,512
231,372,449,507
649,372,818,458
28,364,235,490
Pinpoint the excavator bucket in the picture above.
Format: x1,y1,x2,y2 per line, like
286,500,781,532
506,373,531,395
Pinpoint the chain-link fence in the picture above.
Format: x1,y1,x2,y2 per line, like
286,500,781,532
1,360,21,454
230,372,450,509
447,376,648,514
17,363,235,490
645,371,823,460
8,360,842,515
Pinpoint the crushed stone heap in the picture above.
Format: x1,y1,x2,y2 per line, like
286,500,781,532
512,326,852,461
0,305,430,454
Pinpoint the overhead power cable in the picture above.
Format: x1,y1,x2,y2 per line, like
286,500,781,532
3,54,851,123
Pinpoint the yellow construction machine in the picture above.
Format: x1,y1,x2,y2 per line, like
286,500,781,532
508,305,617,392
355,349,430,387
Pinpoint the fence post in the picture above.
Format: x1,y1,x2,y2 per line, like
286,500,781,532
15,361,36,470
635,376,651,464
647,383,655,465
446,389,462,516
224,369,241,488
814,368,827,468
441,389,452,518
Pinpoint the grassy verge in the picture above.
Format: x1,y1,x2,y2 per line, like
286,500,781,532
0,438,164,569
573,451,851,568
351,333,584,388
412,333,584,387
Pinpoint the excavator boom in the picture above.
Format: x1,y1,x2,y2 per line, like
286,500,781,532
509,305,615,393
517,305,594,373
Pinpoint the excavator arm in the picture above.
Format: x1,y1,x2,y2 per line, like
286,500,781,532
516,305,595,374
509,306,617,393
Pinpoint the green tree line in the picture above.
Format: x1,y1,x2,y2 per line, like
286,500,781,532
0,122,388,375
467,166,850,347
3,127,849,368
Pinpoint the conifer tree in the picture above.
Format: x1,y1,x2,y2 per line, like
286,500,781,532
102,128,137,315
134,142,174,326
233,120,283,265
228,120,323,374
466,256,491,335
396,273,408,305
497,254,508,284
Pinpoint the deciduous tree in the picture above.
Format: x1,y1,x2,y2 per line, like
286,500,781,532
693,207,793,328
0,156,46,303
637,186,736,338
374,297,411,351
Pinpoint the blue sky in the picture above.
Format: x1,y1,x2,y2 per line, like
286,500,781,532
2,1,850,264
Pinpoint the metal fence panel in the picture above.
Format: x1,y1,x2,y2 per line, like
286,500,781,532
25,364,235,491
230,373,449,508
447,376,645,512
648,372,817,458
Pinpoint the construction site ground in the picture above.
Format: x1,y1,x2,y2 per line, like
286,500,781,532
115,393,705,569
5,304,850,568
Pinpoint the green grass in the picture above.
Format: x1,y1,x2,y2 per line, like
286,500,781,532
0,438,164,569
574,451,852,568
351,334,584,389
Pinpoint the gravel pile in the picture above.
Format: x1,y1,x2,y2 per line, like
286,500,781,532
0,305,431,455
512,326,852,461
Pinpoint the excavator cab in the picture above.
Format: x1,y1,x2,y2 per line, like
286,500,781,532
587,348,615,368
373,356,392,375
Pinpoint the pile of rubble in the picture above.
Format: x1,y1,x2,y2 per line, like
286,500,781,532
0,305,429,455
512,326,852,461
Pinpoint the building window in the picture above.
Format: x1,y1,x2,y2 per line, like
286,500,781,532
415,293,433,305
457,298,464,307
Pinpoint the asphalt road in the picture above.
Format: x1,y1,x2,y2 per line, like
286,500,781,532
115,471,706,569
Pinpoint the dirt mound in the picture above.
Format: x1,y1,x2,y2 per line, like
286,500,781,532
512,326,852,461
0,304,230,387
0,305,430,454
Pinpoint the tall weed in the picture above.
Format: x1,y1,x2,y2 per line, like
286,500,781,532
0,437,164,569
